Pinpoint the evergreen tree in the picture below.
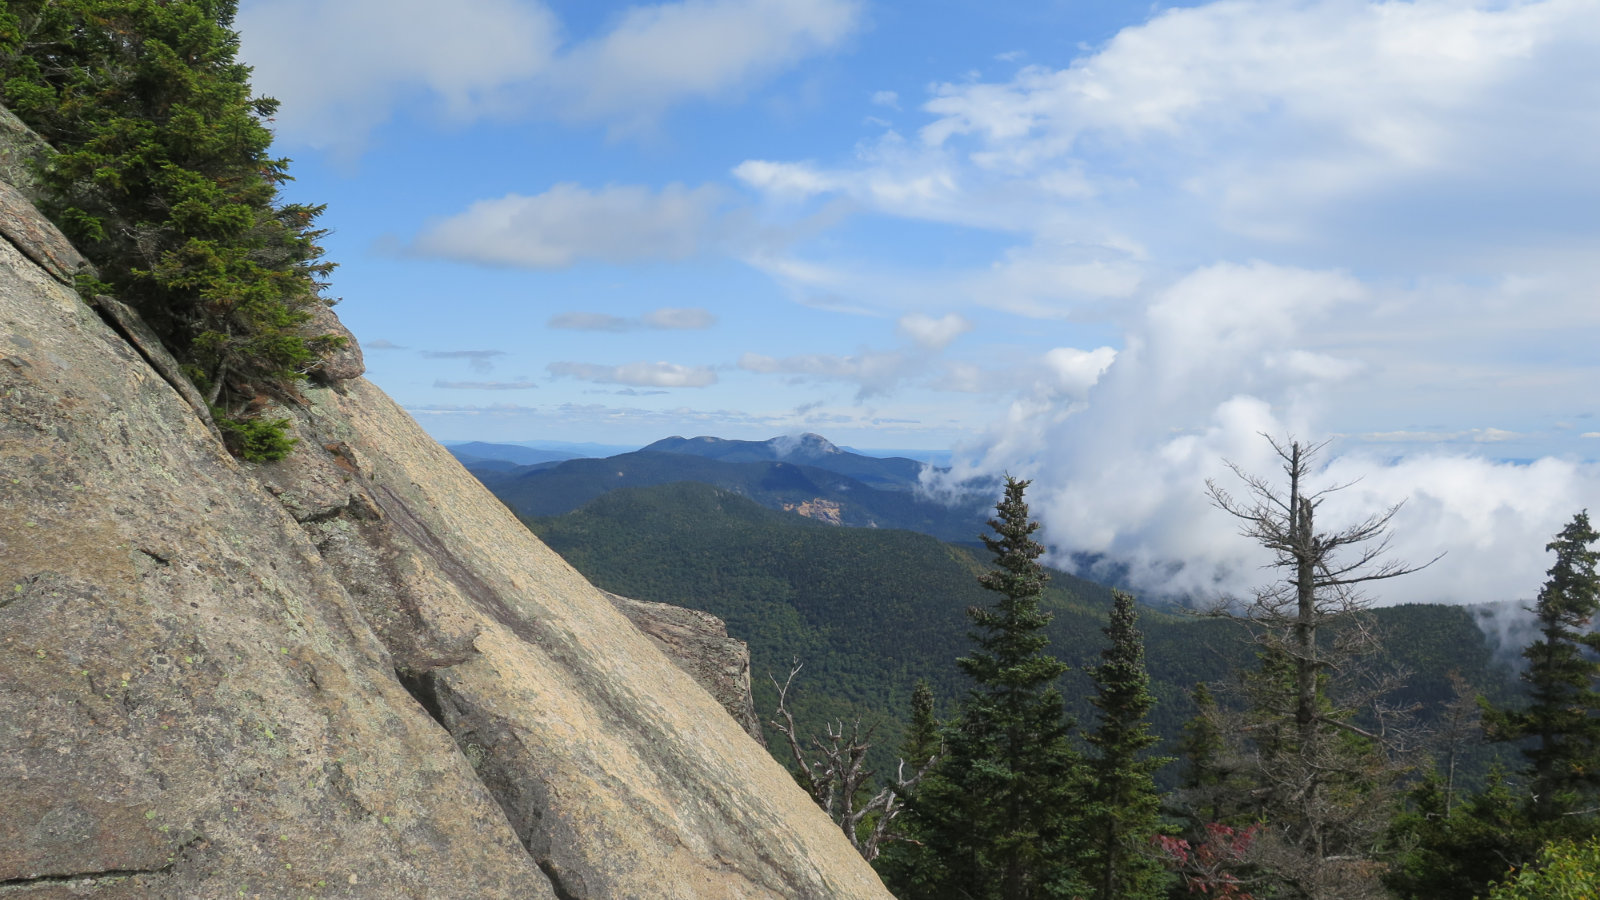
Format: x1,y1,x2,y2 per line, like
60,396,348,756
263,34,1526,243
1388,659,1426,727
874,680,942,888
902,476,1087,899
1389,515,1600,899
0,0,337,458
1384,765,1533,899
1082,589,1171,900
1174,682,1234,824
1485,511,1600,820
902,679,940,771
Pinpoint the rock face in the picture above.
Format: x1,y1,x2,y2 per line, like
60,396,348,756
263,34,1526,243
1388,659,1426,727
604,591,766,745
0,162,889,894
303,300,364,384
782,497,845,526
0,106,50,202
0,179,92,287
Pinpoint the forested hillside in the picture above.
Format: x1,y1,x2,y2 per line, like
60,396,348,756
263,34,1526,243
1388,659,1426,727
642,433,931,490
524,481,1516,787
485,449,990,540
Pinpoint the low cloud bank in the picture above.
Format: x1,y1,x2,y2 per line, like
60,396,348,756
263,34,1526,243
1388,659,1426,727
930,261,1600,608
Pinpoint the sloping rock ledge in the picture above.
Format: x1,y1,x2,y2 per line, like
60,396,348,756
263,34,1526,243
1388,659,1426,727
0,128,887,897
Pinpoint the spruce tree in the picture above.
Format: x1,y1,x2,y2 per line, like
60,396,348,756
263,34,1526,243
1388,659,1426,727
0,0,338,458
1485,510,1600,818
1384,765,1533,899
902,679,940,772
903,475,1087,900
1082,589,1171,900
1175,682,1232,824
1387,516,1600,899
873,680,942,887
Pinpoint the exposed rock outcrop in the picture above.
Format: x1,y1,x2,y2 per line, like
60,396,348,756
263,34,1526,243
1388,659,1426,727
0,150,889,895
303,300,364,384
0,180,92,287
0,106,50,202
781,497,845,526
604,590,766,745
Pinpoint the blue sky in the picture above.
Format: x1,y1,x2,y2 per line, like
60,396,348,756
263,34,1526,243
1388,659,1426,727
236,0,1600,605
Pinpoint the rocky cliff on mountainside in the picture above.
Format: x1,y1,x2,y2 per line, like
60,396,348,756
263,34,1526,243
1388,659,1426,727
603,591,765,745
0,132,889,897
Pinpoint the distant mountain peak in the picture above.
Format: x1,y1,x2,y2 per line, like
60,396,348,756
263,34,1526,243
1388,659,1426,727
633,433,931,493
769,432,840,457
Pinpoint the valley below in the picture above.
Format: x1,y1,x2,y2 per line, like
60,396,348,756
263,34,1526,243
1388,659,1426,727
456,436,1523,788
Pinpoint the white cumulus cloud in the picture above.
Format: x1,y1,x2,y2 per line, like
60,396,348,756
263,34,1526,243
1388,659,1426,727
412,183,723,267
1042,347,1117,396
238,0,559,154
897,313,972,349
240,0,864,150
928,257,1600,608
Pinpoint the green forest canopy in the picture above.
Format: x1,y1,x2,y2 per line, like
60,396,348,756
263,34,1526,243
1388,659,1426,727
524,480,1517,787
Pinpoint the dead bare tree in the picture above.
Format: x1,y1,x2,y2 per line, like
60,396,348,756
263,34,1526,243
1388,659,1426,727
768,661,940,861
1205,435,1441,899
1433,670,1484,816
1208,437,1439,743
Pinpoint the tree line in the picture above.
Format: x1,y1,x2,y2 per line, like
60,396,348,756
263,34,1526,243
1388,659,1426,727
781,439,1600,899
526,478,1515,797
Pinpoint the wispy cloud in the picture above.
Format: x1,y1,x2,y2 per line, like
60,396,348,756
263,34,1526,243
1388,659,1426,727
240,0,865,151
549,312,633,332
548,360,718,387
642,307,717,329
434,379,539,390
738,349,913,399
548,307,718,331
915,0,1600,246
406,401,789,430
548,0,864,135
413,183,725,268
238,0,559,155
1358,428,1523,445
422,349,507,373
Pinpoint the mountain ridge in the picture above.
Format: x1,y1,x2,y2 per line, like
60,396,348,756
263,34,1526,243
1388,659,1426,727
641,432,934,491
471,448,991,542
446,440,581,467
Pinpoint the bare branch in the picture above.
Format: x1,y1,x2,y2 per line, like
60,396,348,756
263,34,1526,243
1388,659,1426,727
766,660,936,862
1196,435,1436,898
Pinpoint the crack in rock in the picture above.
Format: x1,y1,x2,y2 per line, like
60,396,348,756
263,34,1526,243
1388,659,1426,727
0,836,200,890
